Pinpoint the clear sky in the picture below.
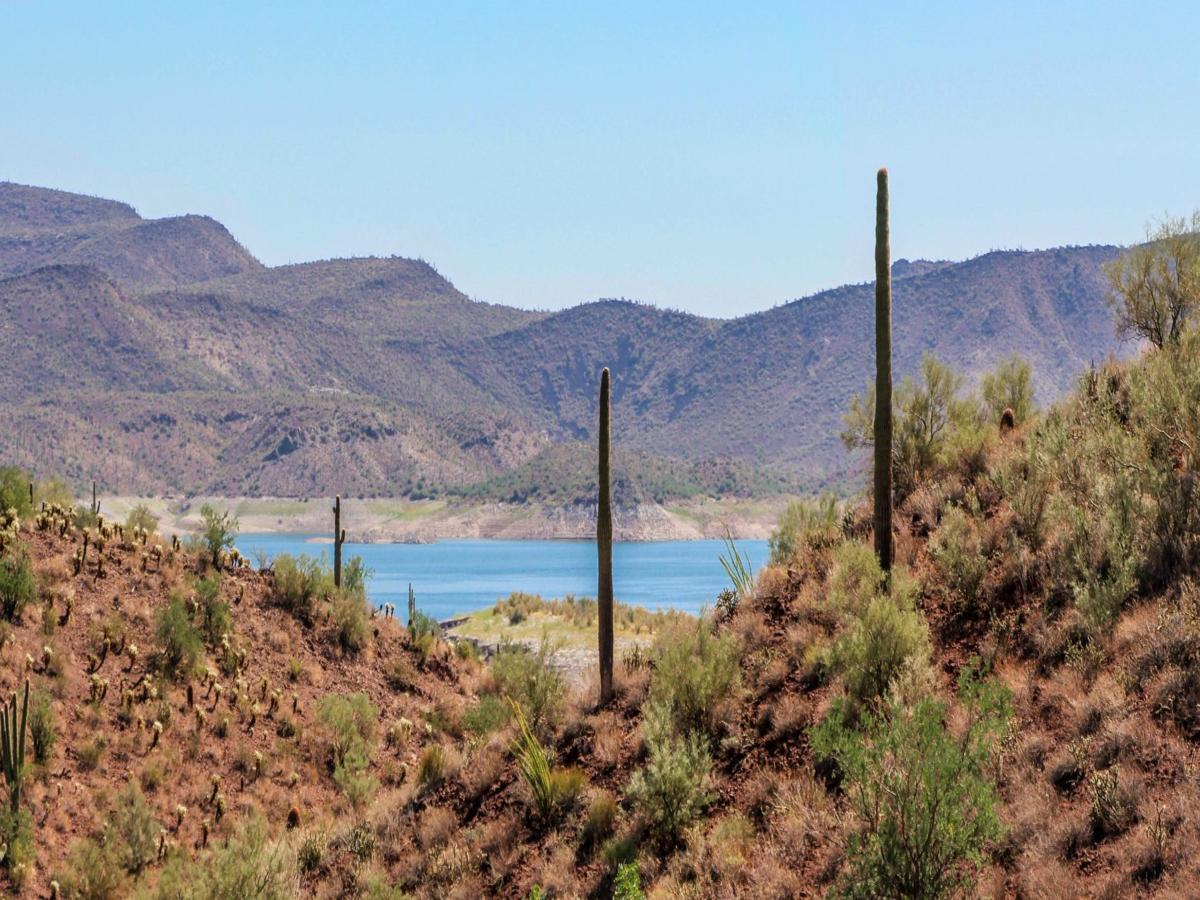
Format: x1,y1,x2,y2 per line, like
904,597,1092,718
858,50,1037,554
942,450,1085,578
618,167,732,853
2,2,1197,317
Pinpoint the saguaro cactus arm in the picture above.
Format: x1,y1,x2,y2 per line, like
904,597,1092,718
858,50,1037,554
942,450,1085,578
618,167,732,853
597,367,614,705
873,168,894,574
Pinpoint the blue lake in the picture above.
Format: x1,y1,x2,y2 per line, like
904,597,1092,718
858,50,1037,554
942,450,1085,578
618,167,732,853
234,535,768,621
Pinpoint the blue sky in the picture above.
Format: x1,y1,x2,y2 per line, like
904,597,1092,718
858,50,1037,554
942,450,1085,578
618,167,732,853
2,2,1197,317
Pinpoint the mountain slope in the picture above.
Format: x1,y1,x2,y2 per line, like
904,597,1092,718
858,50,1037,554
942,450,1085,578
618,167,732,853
0,183,1133,497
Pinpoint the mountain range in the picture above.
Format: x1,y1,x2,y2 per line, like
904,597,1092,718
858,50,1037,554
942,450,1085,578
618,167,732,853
0,181,1131,500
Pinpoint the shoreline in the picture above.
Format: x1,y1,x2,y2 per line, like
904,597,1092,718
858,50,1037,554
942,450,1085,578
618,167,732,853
92,494,792,543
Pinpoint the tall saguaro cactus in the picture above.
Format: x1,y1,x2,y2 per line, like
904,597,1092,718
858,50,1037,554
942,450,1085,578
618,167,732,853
873,168,894,574
0,680,29,816
597,367,614,705
333,495,345,589
91,480,100,516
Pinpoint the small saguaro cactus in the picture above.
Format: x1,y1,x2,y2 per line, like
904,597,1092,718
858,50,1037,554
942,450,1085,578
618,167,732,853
873,168,895,575
597,366,614,706
1,680,29,815
333,495,346,589
407,583,416,635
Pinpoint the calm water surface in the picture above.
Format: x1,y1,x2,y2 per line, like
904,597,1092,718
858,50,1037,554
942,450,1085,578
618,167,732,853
234,535,767,620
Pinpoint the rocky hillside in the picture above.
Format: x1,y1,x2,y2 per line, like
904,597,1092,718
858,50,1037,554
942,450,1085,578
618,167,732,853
0,322,1197,897
0,182,1131,498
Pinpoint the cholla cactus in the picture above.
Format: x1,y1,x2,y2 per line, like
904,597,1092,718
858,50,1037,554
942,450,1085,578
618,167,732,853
126,644,139,672
175,804,187,830
149,719,163,750
209,774,221,804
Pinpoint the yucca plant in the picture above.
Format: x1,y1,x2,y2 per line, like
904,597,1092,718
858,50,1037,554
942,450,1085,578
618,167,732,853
508,697,554,819
718,527,754,598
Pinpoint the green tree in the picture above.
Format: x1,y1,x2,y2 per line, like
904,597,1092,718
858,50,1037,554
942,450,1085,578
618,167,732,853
1105,211,1200,349
842,354,978,496
980,355,1035,426
0,466,33,519
811,668,1012,899
199,504,238,568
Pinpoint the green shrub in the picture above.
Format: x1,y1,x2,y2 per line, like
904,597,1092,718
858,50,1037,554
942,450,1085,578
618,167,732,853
581,791,618,850
416,744,447,790
332,592,371,654
29,686,56,763
154,591,202,677
195,574,231,645
828,540,885,617
768,494,841,565
271,554,332,624
317,692,378,805
463,695,511,737
929,504,988,614
124,504,159,537
810,667,1011,899
491,638,564,733
199,503,238,568
57,835,127,900
647,619,740,738
980,355,1035,426
831,590,932,705
138,814,291,900
626,702,713,843
842,353,980,498
78,735,107,770
0,806,33,884
0,544,36,622
105,783,159,875
613,862,646,900
0,466,33,519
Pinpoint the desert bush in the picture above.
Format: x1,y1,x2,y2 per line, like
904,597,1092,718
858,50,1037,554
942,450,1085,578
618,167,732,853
78,735,107,770
0,465,33,519
140,814,293,900
332,592,371,654
154,591,202,677
0,805,33,885
824,555,930,705
613,862,646,900
828,540,885,617
416,744,447,790
29,686,56,763
626,702,713,844
0,543,36,622
980,354,1035,426
768,493,841,566
195,574,231,645
125,504,159,537
491,637,564,733
929,502,988,614
1104,211,1200,349
810,667,1011,899
581,791,619,850
199,503,238,568
464,694,511,736
843,353,980,498
317,692,378,806
105,783,159,875
57,835,127,900
647,619,740,738
271,553,332,624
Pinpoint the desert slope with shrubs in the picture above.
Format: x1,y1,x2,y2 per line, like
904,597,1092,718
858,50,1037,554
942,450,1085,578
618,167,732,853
0,225,1198,897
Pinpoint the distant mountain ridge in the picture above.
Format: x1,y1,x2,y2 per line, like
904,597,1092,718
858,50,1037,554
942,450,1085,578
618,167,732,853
0,181,1132,498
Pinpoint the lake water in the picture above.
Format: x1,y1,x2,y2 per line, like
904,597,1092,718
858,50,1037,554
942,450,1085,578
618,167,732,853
234,535,768,621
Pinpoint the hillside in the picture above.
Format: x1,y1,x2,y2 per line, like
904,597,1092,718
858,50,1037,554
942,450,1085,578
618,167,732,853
0,183,1132,501
0,322,1197,897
